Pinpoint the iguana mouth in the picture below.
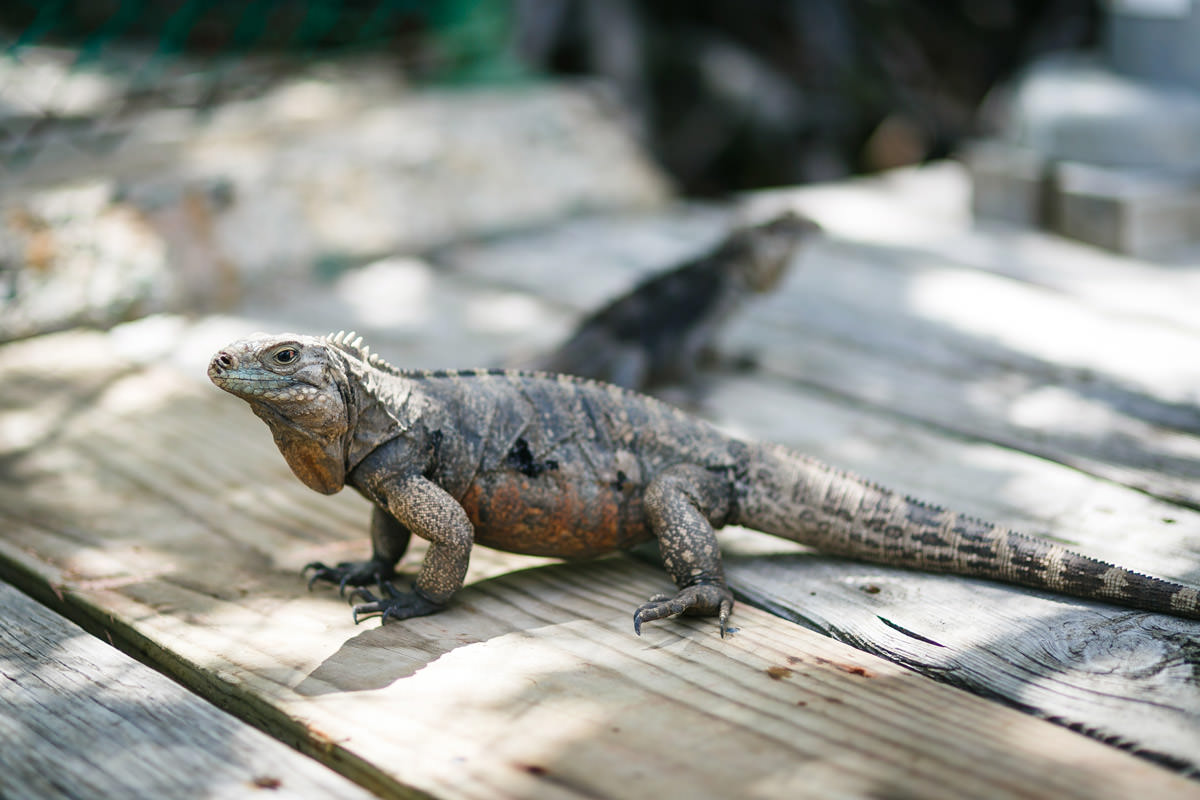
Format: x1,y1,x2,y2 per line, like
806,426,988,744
214,374,298,394
208,354,302,397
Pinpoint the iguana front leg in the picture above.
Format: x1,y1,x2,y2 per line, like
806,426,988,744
634,465,736,636
348,475,473,624
304,505,412,593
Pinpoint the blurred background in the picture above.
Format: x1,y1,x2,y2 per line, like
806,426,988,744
1,0,1197,346
0,0,1101,191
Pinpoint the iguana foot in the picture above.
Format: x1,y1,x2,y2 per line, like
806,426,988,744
347,583,446,625
302,559,394,596
633,583,734,637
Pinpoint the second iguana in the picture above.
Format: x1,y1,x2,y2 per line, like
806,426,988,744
209,331,1200,635
527,211,821,391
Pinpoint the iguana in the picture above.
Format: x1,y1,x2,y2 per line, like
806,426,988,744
209,331,1200,635
525,211,821,391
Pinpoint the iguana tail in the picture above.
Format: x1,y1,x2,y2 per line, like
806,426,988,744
733,441,1200,620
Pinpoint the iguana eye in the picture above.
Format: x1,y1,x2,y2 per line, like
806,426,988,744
274,348,299,364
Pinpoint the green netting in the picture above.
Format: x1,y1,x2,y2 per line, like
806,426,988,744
0,1,526,184
2,1,517,71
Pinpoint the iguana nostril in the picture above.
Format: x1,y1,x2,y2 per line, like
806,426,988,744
209,352,238,377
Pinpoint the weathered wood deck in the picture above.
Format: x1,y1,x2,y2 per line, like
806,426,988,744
2,164,1199,798
0,581,377,800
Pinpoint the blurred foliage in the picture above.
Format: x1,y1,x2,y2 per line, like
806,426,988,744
514,0,1100,194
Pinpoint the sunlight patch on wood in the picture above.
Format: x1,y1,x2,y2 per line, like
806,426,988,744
905,266,1190,390
1007,385,1122,431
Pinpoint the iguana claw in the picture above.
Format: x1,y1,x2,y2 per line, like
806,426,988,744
302,560,392,595
633,584,734,637
349,585,445,625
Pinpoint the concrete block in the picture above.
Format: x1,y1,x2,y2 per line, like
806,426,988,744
1050,161,1200,257
961,141,1047,226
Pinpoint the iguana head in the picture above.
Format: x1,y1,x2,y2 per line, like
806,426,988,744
731,210,822,292
209,332,355,494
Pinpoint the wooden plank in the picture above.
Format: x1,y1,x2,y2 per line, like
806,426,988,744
0,580,378,800
2,330,1198,799
727,553,1200,770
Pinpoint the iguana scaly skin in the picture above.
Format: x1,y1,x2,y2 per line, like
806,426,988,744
209,331,1200,634
527,211,821,391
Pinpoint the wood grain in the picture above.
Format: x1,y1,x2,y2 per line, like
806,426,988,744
2,330,1198,798
0,580,378,800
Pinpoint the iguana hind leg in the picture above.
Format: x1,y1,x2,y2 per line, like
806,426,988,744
635,465,735,636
